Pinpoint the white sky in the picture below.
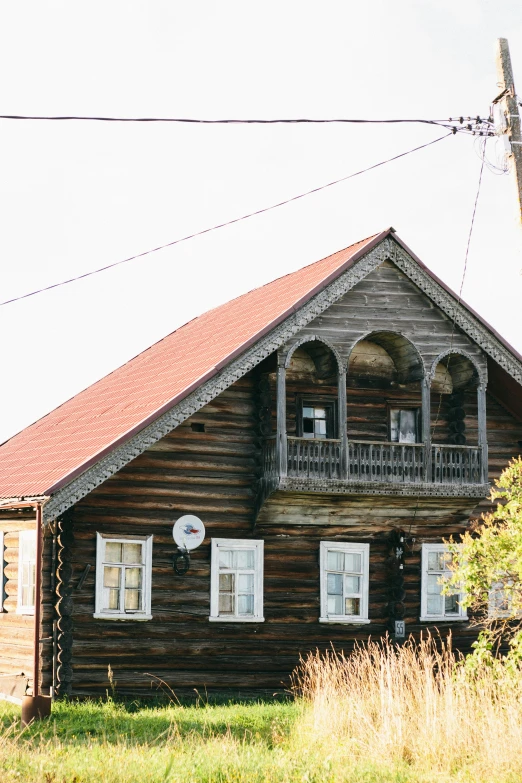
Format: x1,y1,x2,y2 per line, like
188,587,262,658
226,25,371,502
0,1,521,445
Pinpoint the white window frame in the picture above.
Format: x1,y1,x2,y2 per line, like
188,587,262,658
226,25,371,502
94,533,153,621
319,541,370,624
420,543,467,622
210,538,264,622
488,579,522,619
17,530,36,615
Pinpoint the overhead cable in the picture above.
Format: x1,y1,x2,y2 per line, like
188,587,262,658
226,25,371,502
0,131,453,308
0,114,492,134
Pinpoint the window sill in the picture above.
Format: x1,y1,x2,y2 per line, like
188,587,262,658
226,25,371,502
209,616,265,623
319,617,371,625
17,608,35,616
93,613,152,621
419,616,468,623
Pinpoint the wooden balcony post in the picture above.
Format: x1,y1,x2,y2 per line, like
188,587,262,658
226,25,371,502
477,383,488,484
338,366,348,480
422,378,432,482
276,353,287,478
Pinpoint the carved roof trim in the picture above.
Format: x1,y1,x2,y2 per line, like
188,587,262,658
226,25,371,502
43,234,522,521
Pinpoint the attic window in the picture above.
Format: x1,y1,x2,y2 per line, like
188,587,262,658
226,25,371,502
191,423,205,433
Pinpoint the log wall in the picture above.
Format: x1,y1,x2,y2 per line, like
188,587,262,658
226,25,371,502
3,258,521,698
54,370,522,697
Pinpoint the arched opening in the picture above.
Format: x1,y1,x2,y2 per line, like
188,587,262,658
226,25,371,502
430,352,480,447
286,339,340,439
347,332,424,443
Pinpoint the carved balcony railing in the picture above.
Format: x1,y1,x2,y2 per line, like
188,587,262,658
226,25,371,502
432,445,482,484
260,437,485,488
348,441,426,483
287,437,342,479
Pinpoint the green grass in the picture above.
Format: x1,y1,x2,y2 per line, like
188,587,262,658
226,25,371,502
1,687,519,783
0,697,425,783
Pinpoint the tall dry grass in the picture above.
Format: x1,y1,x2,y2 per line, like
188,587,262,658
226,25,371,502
292,634,522,781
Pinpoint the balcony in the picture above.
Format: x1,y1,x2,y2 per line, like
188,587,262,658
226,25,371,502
262,436,484,486
255,332,490,523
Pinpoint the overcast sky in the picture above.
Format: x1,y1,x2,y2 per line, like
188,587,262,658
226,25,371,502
0,1,521,444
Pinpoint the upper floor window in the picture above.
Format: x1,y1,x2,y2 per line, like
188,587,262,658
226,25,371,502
210,539,264,622
420,543,467,622
18,530,36,615
94,534,153,620
299,400,335,440
389,407,420,444
319,542,370,624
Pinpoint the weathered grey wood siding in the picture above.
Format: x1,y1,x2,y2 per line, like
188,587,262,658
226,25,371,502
51,371,522,697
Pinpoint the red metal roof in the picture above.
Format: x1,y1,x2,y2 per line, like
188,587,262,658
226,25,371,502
0,230,384,498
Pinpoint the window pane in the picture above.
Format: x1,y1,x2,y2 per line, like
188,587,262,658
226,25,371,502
219,550,232,568
427,595,443,615
22,562,32,587
125,567,142,589
345,597,360,616
219,593,234,614
314,408,326,419
444,593,459,614
238,573,254,593
106,588,120,610
427,574,441,595
327,551,344,571
104,566,121,589
345,575,360,594
399,410,416,444
303,407,314,418
344,553,362,573
238,594,254,615
327,573,343,595
219,573,234,592
105,542,122,563
390,409,400,442
22,536,36,560
236,550,254,570
303,419,314,434
315,419,326,436
123,543,142,564
22,586,33,607
125,589,141,611
428,552,447,572
327,595,343,614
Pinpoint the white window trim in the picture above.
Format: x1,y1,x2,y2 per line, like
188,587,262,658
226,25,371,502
210,538,264,622
17,530,36,615
94,533,153,621
319,541,370,625
488,579,522,619
420,543,467,622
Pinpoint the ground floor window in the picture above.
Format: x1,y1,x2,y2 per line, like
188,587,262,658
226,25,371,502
420,543,467,621
94,534,153,620
17,530,36,614
319,541,370,624
210,539,264,622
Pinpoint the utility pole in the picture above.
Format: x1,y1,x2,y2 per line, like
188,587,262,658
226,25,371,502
494,38,522,223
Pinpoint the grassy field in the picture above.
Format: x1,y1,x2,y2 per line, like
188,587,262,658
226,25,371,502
2,637,522,782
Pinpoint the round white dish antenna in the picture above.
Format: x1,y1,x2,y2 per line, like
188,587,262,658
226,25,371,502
173,515,205,551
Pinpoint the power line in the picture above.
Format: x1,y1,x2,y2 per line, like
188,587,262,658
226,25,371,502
0,131,453,308
406,140,488,547
0,114,492,134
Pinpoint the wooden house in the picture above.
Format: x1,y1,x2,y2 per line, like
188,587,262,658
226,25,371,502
1,227,522,703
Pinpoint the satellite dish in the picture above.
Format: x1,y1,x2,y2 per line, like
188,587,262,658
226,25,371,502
173,515,205,551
